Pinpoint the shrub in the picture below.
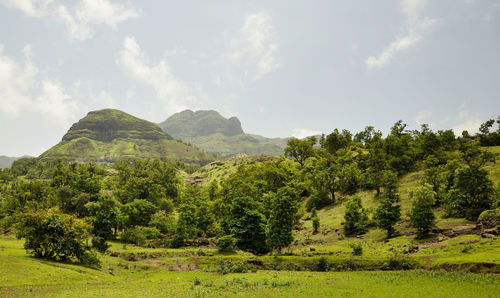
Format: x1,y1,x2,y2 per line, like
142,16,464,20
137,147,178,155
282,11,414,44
121,227,160,246
217,235,236,252
409,184,436,237
312,216,320,234
217,258,248,274
350,243,363,256
344,196,368,236
92,236,110,253
16,208,99,267
317,256,328,271
478,209,500,229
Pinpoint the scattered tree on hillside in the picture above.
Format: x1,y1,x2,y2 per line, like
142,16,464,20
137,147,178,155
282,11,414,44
409,184,436,237
344,196,368,236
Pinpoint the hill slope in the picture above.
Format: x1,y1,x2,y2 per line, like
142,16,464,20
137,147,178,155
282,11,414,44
40,109,213,164
159,110,288,157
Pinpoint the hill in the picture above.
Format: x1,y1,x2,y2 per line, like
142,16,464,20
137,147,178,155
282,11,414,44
39,109,214,164
159,110,288,157
0,156,21,169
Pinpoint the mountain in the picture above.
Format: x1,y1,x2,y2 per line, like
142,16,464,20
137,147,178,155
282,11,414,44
159,110,288,157
0,156,21,169
160,109,244,138
40,109,214,164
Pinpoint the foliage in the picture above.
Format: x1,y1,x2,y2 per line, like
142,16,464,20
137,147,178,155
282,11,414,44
409,184,436,237
121,199,158,227
266,186,300,252
350,243,363,256
217,235,236,252
477,209,500,229
284,136,317,167
343,196,368,236
374,175,401,238
317,256,328,272
16,208,99,267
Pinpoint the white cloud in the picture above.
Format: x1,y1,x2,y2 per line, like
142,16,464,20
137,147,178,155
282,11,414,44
0,44,38,117
35,80,78,127
291,128,322,139
227,11,279,79
452,110,482,135
0,0,53,17
366,0,436,70
1,0,139,41
117,37,196,115
0,44,79,127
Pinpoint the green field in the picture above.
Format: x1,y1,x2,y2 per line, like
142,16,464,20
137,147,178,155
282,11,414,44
1,236,498,297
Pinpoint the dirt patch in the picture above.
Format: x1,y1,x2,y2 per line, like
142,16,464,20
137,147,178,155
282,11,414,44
135,259,200,271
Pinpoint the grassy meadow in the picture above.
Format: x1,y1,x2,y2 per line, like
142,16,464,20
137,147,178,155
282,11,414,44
1,236,499,297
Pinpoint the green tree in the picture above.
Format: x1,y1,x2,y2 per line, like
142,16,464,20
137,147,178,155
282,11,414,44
343,196,368,236
409,184,436,237
121,199,158,227
17,208,99,267
311,208,320,234
374,175,401,238
266,186,300,253
284,136,317,167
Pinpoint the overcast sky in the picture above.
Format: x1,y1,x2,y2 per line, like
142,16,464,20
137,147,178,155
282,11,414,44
1,0,499,156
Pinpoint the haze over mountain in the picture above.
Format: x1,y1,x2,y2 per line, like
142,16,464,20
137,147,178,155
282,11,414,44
40,109,213,164
159,110,289,157
0,156,22,169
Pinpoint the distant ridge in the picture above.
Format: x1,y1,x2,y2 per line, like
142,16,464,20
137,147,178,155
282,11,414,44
159,109,288,157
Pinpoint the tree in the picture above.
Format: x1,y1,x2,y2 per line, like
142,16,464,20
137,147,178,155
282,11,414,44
221,196,268,254
266,186,300,253
311,208,320,234
121,199,158,227
409,184,436,237
343,196,368,236
362,132,387,196
284,136,317,167
17,208,99,267
321,129,352,155
374,172,401,238
444,139,497,220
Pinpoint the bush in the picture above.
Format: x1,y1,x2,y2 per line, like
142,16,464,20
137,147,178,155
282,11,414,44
92,236,110,253
344,196,368,236
217,258,248,274
478,209,500,229
217,235,236,252
350,243,363,256
121,226,159,245
317,256,328,271
312,216,320,234
16,208,98,266
409,185,436,237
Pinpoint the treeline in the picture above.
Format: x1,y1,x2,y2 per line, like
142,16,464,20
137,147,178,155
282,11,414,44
0,118,498,266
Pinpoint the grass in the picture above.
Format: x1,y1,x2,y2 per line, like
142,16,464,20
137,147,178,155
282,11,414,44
1,235,499,297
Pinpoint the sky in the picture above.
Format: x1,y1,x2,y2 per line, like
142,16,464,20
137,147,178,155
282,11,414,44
0,0,499,157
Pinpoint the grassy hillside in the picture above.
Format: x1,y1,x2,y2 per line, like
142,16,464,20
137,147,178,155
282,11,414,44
159,109,288,157
40,109,214,164
188,155,279,185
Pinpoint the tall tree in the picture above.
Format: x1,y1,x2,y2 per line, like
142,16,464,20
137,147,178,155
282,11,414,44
266,186,300,253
